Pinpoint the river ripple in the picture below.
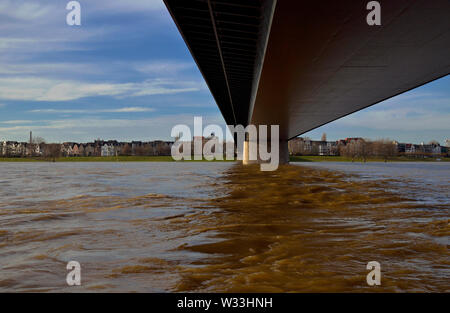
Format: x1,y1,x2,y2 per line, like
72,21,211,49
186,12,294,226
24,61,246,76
0,162,448,292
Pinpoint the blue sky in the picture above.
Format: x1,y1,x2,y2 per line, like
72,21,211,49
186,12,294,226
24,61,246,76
0,0,449,144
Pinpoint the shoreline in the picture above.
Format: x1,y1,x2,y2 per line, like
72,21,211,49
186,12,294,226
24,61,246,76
0,155,448,162
0,156,228,162
289,155,450,162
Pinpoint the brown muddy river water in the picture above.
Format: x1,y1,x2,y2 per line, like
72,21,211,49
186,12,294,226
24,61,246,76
0,162,448,292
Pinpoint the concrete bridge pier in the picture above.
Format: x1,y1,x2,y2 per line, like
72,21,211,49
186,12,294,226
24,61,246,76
242,138,289,166
278,139,289,165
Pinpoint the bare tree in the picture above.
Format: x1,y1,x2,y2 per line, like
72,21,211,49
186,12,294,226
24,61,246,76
33,137,46,144
311,142,319,155
43,143,61,162
134,146,146,156
120,144,132,156
428,140,439,145
372,139,397,162
340,139,367,162
359,139,370,162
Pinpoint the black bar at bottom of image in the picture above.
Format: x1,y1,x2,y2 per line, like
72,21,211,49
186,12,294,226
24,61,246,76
1,293,446,312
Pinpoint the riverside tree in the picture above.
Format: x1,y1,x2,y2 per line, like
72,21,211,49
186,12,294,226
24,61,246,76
43,144,61,162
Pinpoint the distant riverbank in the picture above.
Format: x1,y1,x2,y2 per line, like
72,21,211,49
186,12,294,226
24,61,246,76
290,155,450,162
0,155,448,162
0,156,232,162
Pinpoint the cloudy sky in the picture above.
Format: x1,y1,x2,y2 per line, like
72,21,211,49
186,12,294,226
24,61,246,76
0,0,449,144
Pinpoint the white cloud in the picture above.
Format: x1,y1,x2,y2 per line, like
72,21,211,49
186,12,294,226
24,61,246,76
0,0,194,104
103,107,155,113
94,0,166,13
0,60,194,77
29,107,155,114
134,61,194,75
379,92,450,109
0,0,163,57
335,108,450,131
0,0,165,23
0,114,227,142
0,77,203,101
104,107,155,113
0,0,52,21
0,38,38,51
0,62,100,75
0,120,33,124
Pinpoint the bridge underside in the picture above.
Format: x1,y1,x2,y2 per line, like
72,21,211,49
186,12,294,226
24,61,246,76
164,0,450,142
251,0,450,140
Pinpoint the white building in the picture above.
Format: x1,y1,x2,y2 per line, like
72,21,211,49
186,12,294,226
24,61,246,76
101,143,116,157
405,144,416,154
1,141,25,156
318,141,338,156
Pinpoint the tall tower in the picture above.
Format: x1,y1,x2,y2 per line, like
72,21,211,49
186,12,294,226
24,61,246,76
29,131,33,156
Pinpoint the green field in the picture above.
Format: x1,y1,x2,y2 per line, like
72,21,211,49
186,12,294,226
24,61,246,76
0,155,448,163
289,155,450,162
0,156,233,162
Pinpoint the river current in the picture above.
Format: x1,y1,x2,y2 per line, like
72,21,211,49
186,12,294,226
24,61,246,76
0,162,448,292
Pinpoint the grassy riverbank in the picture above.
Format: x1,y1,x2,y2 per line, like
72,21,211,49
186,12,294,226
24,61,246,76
289,155,450,162
0,155,448,162
0,156,232,162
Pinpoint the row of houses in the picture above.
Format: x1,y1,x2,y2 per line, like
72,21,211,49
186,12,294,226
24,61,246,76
60,140,174,157
0,134,220,158
0,141,41,157
288,137,341,156
289,137,450,157
396,142,446,156
2,136,449,158
0,140,174,157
